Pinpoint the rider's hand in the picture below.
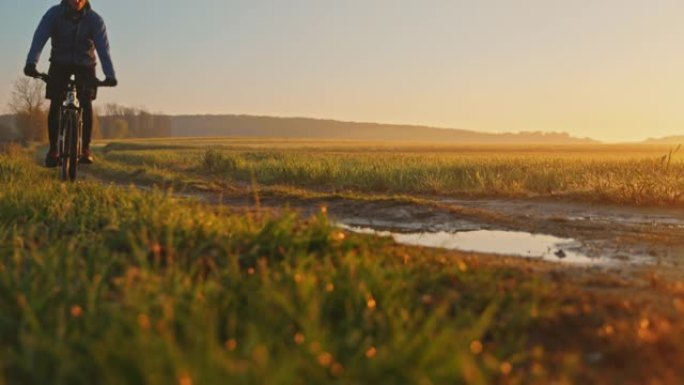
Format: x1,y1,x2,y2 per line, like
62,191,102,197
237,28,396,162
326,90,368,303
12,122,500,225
23,63,40,78
102,77,118,87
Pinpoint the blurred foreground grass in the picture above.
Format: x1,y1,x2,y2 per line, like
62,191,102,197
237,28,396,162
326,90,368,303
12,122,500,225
0,147,548,384
1,143,683,384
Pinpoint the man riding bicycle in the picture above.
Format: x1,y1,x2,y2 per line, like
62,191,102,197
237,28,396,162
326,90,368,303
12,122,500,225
24,0,117,167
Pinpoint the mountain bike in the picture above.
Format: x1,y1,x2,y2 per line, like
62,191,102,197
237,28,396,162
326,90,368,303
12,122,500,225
36,73,113,181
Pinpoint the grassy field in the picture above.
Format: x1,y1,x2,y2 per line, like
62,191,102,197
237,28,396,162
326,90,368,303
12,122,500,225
93,139,683,206
1,141,683,384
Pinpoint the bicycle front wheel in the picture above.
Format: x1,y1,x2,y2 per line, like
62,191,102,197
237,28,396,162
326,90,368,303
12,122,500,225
60,111,72,181
60,110,80,182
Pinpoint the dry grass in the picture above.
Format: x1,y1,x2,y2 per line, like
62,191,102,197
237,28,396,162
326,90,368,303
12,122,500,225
95,139,684,206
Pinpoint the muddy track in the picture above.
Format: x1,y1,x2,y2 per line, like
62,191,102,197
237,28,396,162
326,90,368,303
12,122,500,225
275,194,683,268
82,170,684,272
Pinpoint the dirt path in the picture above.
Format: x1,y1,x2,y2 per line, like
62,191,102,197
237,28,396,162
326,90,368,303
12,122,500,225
85,168,683,272
185,188,684,267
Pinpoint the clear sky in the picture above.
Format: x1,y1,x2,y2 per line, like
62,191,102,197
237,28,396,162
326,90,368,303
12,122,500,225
2,0,684,142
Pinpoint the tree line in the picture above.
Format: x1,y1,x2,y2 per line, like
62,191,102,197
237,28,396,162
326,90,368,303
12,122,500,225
98,104,171,139
2,77,171,142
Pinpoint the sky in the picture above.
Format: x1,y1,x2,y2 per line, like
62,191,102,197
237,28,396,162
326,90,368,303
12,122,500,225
2,0,684,142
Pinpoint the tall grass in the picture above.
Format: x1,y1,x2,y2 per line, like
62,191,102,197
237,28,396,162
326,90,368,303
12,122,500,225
0,151,559,384
100,142,684,205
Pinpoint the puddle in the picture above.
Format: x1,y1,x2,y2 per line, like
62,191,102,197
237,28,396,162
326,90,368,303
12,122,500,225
116,182,667,266
340,225,636,265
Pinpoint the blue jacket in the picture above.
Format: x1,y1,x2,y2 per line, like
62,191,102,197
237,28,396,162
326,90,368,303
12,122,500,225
26,0,116,79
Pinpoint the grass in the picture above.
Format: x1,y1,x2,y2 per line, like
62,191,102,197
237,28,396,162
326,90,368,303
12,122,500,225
0,148,551,384
2,143,683,384
93,139,684,206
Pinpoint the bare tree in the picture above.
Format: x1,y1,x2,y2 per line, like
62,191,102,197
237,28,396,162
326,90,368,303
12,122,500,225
7,77,47,143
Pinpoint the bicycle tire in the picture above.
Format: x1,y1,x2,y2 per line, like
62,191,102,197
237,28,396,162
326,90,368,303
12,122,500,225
67,110,79,182
60,111,71,181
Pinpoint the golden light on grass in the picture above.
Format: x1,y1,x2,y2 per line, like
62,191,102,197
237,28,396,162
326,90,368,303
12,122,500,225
4,143,683,383
225,339,237,351
674,298,684,313
402,254,411,264
178,372,192,385
599,324,615,337
317,352,334,367
637,328,657,342
469,340,483,355
458,261,468,272
333,231,346,241
70,305,83,318
531,362,545,376
150,243,162,255
137,314,151,330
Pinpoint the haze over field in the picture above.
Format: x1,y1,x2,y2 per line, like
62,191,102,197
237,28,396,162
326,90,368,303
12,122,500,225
2,1,684,142
3,112,682,144
169,115,597,144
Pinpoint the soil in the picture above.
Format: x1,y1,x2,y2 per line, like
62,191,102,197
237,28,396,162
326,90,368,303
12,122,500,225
188,188,684,268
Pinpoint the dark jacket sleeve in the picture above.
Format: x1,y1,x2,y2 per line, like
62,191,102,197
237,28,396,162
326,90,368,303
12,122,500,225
93,15,116,79
26,6,59,65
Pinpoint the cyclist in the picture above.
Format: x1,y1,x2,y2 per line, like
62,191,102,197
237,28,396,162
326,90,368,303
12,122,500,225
23,0,117,167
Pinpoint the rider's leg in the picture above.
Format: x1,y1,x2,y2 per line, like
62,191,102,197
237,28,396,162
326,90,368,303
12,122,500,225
74,65,96,155
43,64,69,167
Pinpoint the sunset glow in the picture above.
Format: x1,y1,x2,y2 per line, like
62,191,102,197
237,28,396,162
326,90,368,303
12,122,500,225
2,0,684,141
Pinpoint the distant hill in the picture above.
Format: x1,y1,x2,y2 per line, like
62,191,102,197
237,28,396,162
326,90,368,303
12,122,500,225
642,136,684,145
170,115,598,144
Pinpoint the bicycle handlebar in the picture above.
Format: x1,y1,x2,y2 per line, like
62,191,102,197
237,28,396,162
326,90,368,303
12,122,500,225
32,73,116,87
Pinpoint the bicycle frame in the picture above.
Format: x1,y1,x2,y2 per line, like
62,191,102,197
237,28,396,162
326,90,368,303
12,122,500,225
58,76,83,181
33,72,114,181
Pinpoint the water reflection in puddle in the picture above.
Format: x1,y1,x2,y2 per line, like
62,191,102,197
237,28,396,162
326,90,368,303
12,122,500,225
340,225,604,265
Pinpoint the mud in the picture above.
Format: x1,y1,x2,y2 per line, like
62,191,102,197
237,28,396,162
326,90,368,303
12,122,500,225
89,174,684,270
212,193,684,268
443,198,684,229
